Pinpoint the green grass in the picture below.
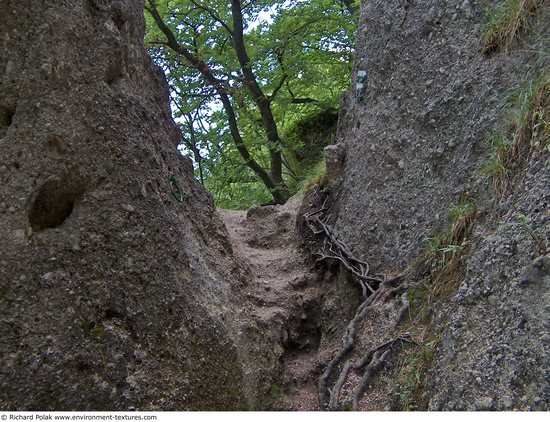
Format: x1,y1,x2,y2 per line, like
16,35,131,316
480,0,544,53
482,72,549,194
396,329,443,410
511,72,549,150
394,200,476,410
421,201,475,274
298,158,327,192
481,134,514,194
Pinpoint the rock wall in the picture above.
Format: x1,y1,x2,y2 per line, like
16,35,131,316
0,0,273,410
427,155,549,411
331,0,548,410
334,0,545,269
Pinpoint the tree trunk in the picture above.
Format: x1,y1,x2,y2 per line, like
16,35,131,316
230,0,290,203
146,0,287,204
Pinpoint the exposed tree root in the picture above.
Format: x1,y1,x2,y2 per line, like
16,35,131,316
318,283,387,409
351,334,413,410
329,361,352,410
392,292,411,332
304,203,415,410
319,288,413,410
305,204,385,297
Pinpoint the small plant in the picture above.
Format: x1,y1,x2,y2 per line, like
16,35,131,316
516,213,548,253
415,200,476,308
483,212,547,257
396,330,442,410
481,134,514,194
501,213,549,253
448,202,476,244
299,159,327,192
90,323,106,343
511,73,549,152
480,0,544,53
422,202,475,271
482,72,549,194
396,202,474,410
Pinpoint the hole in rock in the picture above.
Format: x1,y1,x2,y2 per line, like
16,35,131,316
0,106,14,128
76,361,91,372
28,174,86,231
44,136,67,155
104,308,124,320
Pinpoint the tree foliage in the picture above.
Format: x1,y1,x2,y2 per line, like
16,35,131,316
145,0,357,208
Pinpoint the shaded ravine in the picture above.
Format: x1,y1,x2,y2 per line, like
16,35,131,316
217,195,322,410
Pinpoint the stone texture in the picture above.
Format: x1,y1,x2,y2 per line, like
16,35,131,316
426,159,550,410
0,0,275,411
323,143,346,189
332,0,547,270
329,0,549,411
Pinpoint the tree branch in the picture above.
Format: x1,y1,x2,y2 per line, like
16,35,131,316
268,74,288,102
341,0,359,15
145,0,280,198
290,98,318,104
189,0,234,35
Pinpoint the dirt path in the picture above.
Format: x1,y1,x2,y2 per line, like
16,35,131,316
217,195,321,410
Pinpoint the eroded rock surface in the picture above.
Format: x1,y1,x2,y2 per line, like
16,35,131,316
0,0,274,410
333,0,547,269
324,0,549,411
426,158,549,411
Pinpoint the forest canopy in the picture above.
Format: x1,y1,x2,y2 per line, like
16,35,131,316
144,0,358,208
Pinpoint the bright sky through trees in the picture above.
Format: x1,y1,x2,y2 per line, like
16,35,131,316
145,0,357,208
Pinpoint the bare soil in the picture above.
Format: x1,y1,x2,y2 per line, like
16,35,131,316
218,194,322,410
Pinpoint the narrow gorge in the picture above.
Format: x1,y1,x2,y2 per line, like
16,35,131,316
0,0,548,411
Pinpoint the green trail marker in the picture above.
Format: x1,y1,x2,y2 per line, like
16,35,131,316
168,177,185,203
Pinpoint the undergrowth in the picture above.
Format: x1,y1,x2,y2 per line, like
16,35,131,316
480,0,544,53
420,201,476,297
482,72,549,194
396,328,443,410
299,159,327,192
396,200,476,409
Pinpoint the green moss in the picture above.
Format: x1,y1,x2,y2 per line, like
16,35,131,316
266,381,283,405
90,323,106,343
184,320,249,410
284,109,339,171
299,159,327,192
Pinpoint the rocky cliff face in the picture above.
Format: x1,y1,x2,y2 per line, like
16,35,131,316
1,0,547,412
329,0,548,411
334,0,544,268
0,0,274,410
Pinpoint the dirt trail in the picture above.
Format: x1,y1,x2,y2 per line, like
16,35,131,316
218,194,321,410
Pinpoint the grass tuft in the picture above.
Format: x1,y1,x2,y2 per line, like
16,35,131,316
395,201,475,410
299,159,327,192
397,329,443,410
482,72,549,194
421,201,475,277
480,0,544,53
